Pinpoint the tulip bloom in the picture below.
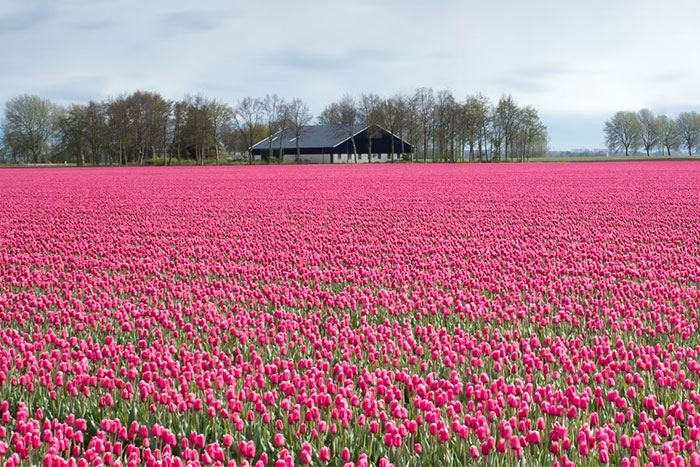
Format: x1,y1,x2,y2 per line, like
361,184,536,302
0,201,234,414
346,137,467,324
1,164,699,466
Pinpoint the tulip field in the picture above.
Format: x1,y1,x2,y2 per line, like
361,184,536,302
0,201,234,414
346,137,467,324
2,162,700,467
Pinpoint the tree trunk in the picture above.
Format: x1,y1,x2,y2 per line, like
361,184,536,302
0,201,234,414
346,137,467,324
215,144,220,165
367,131,372,164
351,136,358,163
296,136,301,164
390,133,395,162
279,135,285,164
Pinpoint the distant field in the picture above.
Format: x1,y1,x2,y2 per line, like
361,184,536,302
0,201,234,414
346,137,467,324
535,155,699,163
1,163,700,466
2,155,699,167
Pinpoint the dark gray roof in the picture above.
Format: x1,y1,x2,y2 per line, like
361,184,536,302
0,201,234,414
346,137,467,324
252,124,365,151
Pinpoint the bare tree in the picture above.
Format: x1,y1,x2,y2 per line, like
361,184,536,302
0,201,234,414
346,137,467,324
488,105,504,161
167,101,187,165
402,94,421,161
513,106,547,161
474,94,491,161
147,95,171,165
56,104,87,166
657,115,680,156
379,94,406,161
84,101,107,165
637,109,660,156
676,111,700,156
463,95,489,161
276,101,290,164
434,90,457,162
2,94,58,163
413,88,434,162
106,95,130,165
286,98,312,164
496,95,519,161
122,91,170,165
126,91,149,164
358,93,382,163
183,94,215,165
233,97,265,164
207,99,233,165
262,94,284,164
319,96,359,163
604,111,642,156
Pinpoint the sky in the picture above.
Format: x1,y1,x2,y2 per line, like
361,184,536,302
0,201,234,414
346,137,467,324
1,0,700,150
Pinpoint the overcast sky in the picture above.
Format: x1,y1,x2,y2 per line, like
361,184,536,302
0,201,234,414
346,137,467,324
1,0,699,150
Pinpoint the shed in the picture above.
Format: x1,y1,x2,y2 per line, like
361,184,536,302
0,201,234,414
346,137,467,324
251,124,413,163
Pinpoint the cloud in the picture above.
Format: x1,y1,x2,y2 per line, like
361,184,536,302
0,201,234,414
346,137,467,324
40,76,109,105
264,48,392,72
0,6,54,35
493,77,548,95
491,65,568,95
74,19,113,31
267,49,343,71
162,9,230,33
651,72,682,84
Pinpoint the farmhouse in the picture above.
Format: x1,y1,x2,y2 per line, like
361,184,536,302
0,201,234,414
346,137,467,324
251,124,413,164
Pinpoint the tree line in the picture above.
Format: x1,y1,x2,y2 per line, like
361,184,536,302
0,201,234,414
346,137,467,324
604,110,700,156
0,89,548,165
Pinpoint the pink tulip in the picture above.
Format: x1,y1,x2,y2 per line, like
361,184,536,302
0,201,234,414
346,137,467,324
1,164,699,466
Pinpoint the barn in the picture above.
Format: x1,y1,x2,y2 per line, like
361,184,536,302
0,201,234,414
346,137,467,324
251,124,413,164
